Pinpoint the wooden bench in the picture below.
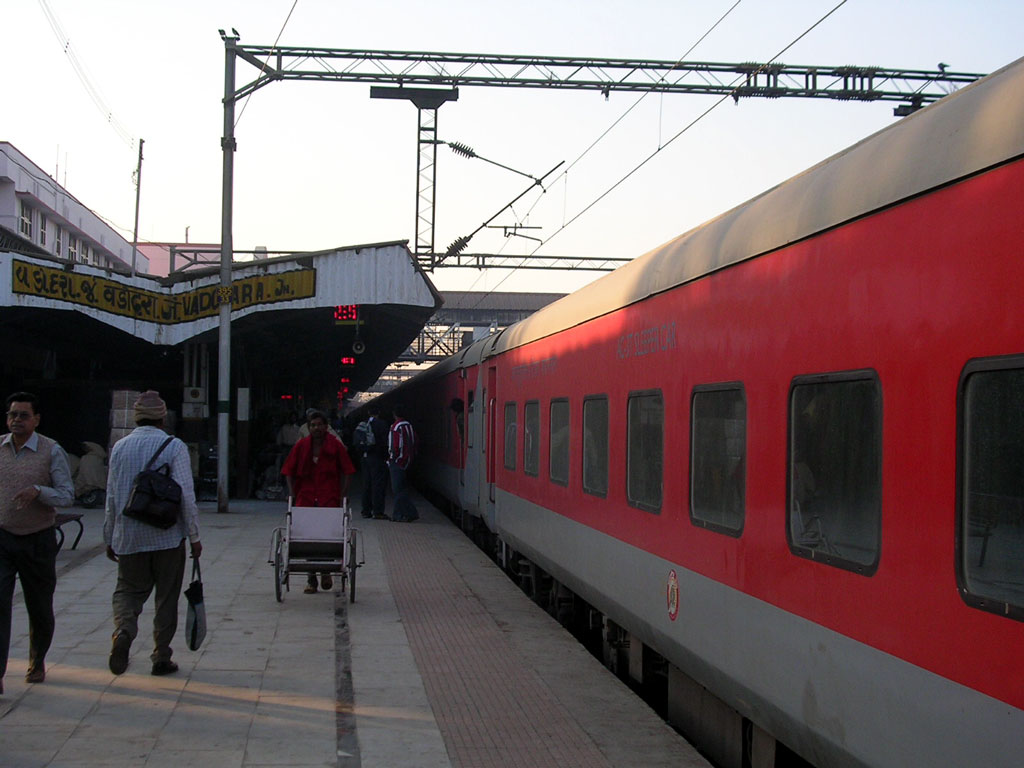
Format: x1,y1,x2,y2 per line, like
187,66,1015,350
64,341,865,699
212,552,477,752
55,512,84,551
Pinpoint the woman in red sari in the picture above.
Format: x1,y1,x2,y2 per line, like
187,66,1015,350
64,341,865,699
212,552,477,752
281,410,355,593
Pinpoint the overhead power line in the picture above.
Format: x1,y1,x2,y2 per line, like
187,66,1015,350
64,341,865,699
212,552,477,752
531,0,857,256
37,0,135,148
494,0,857,292
234,0,301,128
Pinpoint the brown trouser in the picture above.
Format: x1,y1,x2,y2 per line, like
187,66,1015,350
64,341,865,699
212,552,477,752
112,542,186,663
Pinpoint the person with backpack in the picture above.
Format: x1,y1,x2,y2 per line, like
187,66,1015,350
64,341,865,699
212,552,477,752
104,390,202,677
387,405,418,522
357,407,390,519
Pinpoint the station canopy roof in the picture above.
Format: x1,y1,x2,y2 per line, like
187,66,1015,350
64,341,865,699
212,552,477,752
0,241,442,401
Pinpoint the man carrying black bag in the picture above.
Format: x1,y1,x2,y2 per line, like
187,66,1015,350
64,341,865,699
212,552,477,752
103,391,201,677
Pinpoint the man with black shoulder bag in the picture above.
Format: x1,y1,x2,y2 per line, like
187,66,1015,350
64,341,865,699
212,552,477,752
103,391,201,677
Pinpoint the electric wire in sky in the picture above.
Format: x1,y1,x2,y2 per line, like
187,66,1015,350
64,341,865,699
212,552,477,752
478,0,751,298
235,0,301,128
37,0,135,149
529,0,850,257
472,0,849,301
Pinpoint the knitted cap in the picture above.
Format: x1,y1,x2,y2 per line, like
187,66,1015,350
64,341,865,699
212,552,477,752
133,390,167,423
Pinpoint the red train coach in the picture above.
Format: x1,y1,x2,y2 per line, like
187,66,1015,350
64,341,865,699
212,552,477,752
395,56,1024,767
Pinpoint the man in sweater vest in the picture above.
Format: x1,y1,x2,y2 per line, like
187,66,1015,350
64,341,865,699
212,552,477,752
0,392,74,695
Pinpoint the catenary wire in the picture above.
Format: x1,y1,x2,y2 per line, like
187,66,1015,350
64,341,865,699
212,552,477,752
529,0,849,256
461,0,745,310
37,0,135,148
478,0,849,299
237,0,301,129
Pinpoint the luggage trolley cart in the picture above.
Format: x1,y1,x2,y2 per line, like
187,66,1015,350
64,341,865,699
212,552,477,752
269,498,362,602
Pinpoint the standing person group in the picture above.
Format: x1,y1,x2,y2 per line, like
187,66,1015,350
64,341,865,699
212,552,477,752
388,405,418,523
104,390,202,677
355,407,390,519
0,392,74,694
281,409,356,593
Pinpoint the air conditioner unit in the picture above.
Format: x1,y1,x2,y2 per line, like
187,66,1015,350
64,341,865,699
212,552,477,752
184,387,206,404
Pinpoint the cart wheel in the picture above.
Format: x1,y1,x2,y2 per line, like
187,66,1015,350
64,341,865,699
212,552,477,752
348,531,358,603
274,540,284,603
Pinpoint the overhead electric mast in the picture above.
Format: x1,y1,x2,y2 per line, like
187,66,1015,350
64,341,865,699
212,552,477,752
224,44,984,269
230,47,978,106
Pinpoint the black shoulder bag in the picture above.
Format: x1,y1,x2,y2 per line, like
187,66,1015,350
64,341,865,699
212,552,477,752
123,436,183,529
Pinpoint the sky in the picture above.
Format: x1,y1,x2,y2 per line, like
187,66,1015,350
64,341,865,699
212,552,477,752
5,1,1023,294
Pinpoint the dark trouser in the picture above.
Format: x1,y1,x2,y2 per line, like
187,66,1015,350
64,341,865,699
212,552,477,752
0,526,58,679
361,453,388,516
389,463,418,521
112,542,186,663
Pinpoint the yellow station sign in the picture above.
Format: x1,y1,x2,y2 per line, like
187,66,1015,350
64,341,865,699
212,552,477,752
11,259,316,324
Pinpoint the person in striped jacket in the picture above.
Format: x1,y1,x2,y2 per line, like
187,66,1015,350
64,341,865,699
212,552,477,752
387,406,418,522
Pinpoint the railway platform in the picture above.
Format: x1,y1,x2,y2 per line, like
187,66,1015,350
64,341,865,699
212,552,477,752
0,488,708,768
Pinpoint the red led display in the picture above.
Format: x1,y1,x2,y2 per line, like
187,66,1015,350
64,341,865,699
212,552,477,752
334,305,359,322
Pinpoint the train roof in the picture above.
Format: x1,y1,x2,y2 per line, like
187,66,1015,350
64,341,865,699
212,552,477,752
492,55,1024,358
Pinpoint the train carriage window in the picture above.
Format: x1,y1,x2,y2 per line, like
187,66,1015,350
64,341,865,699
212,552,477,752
524,400,540,476
788,371,881,574
504,402,517,471
549,399,570,485
627,390,663,513
691,384,746,535
583,396,609,497
958,359,1024,621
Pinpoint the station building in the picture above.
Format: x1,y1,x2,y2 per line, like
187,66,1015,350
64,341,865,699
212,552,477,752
1,142,145,273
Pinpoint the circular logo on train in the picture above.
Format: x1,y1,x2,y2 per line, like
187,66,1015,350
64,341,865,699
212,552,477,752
666,569,680,621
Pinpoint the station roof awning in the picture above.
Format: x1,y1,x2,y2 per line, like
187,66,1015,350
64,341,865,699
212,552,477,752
0,241,443,400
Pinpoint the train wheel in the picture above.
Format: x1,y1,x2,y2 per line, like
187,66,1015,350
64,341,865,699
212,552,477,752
348,531,358,604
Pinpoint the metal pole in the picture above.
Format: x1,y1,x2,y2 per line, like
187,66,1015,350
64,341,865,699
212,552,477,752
218,33,238,513
130,138,144,277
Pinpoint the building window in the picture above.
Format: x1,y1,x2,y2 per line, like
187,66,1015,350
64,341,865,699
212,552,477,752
583,396,608,497
39,215,47,247
549,399,570,486
67,236,78,262
788,371,882,574
957,358,1024,621
690,384,746,535
19,201,33,238
504,402,517,471
54,226,62,256
81,242,91,265
627,390,663,512
524,400,540,476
